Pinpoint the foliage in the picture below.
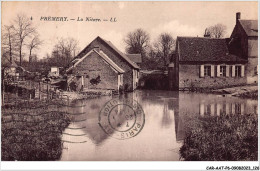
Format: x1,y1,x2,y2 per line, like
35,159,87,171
124,28,150,57
48,37,79,68
153,33,175,67
1,100,71,161
180,113,258,161
139,72,168,90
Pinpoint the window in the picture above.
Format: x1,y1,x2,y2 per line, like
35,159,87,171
220,66,226,77
204,66,211,77
235,66,241,77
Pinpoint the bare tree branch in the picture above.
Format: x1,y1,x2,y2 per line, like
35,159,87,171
206,23,227,38
124,28,150,57
153,33,175,67
13,13,36,66
27,33,43,64
1,25,18,62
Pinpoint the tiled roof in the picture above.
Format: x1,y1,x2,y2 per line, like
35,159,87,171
177,37,247,62
125,54,142,63
98,37,140,69
239,20,258,37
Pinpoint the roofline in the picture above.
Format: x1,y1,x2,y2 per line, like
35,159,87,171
178,60,247,64
237,19,258,37
177,36,227,40
66,49,125,74
96,50,125,73
73,36,140,70
239,19,258,22
98,37,140,69
126,53,142,55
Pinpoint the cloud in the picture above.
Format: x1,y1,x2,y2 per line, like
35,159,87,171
151,20,202,40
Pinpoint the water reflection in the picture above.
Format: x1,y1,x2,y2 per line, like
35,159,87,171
60,90,258,161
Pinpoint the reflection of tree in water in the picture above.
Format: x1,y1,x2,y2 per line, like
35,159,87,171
161,100,173,128
1,101,71,161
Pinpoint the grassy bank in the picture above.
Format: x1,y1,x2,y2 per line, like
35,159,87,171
233,90,258,100
1,100,71,161
180,113,258,161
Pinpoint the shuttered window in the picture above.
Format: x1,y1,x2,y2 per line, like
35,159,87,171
210,65,214,77
217,65,220,77
226,65,230,77
200,65,204,77
220,66,226,77
204,66,211,77
231,65,236,77
231,65,245,77
241,65,245,77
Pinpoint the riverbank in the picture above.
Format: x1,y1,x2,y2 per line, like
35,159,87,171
180,113,258,161
1,100,71,161
212,85,258,99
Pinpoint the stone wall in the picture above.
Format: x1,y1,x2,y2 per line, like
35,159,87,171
77,38,134,91
179,64,247,89
72,51,118,91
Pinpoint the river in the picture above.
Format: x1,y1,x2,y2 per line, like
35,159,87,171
59,90,258,161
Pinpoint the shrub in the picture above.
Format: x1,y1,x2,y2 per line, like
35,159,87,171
1,100,71,161
180,114,258,161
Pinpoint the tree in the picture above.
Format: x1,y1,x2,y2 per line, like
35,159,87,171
50,37,79,67
206,23,227,38
153,33,175,67
27,33,42,64
1,25,17,62
14,14,36,66
124,28,150,57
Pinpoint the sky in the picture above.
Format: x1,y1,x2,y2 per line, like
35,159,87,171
1,1,258,60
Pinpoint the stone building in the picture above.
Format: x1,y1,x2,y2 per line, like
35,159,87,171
228,12,258,84
173,37,247,90
66,36,140,92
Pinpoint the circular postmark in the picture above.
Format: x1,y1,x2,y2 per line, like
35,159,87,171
98,99,145,140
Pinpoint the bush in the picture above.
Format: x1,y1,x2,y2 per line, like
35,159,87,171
1,100,71,161
180,114,258,161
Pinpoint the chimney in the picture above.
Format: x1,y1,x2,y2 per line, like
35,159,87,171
236,12,241,23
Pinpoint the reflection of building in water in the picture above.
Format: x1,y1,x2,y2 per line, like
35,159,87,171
173,97,185,142
161,99,173,128
199,101,257,116
64,92,143,146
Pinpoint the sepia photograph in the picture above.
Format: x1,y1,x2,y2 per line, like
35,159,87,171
0,1,259,169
